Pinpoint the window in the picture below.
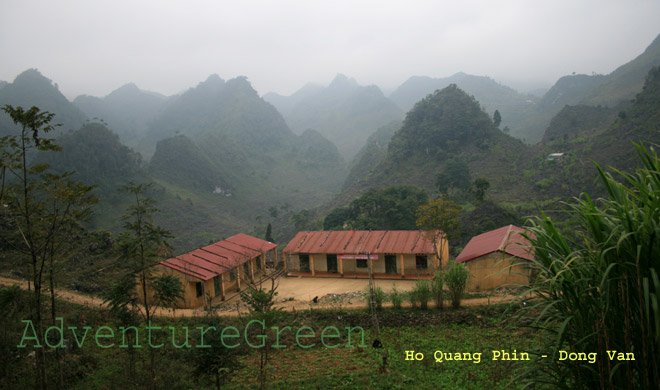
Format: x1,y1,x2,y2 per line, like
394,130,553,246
229,269,236,281
244,261,250,277
356,259,368,268
195,282,203,298
416,255,428,270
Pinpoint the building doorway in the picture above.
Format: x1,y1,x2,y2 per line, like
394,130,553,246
327,254,338,273
299,254,310,272
385,255,397,274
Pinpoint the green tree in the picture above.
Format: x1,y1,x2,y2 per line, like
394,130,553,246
240,276,284,390
116,182,183,386
327,186,428,230
323,206,351,230
436,158,471,193
470,177,490,202
268,206,279,219
493,110,502,127
192,317,243,390
265,223,274,242
290,209,312,231
0,105,97,390
415,195,462,267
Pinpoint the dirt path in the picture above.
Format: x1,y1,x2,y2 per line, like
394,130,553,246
0,275,518,318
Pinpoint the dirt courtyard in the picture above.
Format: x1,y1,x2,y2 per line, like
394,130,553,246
219,275,516,312
273,276,416,301
215,276,422,311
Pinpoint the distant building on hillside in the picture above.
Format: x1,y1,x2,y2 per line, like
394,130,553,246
283,230,448,279
149,233,278,308
547,152,566,161
456,225,534,291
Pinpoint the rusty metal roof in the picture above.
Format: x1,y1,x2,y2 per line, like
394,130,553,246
159,234,277,280
283,230,442,255
455,225,534,263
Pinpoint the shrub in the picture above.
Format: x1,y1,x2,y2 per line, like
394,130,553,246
407,289,418,309
445,261,468,309
389,284,403,310
518,143,660,388
373,286,385,310
413,280,432,310
431,268,445,309
365,285,385,311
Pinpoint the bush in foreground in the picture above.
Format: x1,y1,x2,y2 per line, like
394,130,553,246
519,143,660,389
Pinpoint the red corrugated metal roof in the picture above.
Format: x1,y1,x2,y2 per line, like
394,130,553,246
226,233,278,253
159,234,277,280
283,230,442,255
455,225,534,263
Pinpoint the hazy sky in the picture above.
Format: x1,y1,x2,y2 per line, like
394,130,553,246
1,0,659,99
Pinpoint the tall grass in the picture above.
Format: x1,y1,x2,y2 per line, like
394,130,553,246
518,143,660,389
445,261,468,309
431,268,445,309
365,285,385,311
412,280,432,310
389,284,403,309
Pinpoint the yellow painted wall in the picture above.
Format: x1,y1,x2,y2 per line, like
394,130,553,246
465,252,531,291
289,253,439,277
147,265,206,308
402,254,435,276
148,258,263,309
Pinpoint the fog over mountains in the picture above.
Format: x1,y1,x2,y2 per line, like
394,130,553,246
1,32,659,251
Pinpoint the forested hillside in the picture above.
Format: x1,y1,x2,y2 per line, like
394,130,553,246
6,71,346,251
389,72,538,141
340,84,531,204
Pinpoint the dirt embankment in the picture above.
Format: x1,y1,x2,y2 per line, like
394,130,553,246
0,275,518,318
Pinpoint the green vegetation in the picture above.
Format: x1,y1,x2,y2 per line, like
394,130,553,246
415,196,461,237
445,261,469,309
1,37,659,388
1,105,98,389
388,85,495,162
436,158,471,193
0,285,539,389
324,185,428,230
431,269,445,310
389,284,403,309
470,178,490,202
518,143,660,388
411,280,432,310
388,72,539,141
240,277,285,390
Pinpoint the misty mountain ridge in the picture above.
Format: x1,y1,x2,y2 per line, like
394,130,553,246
524,32,660,143
336,65,660,220
0,69,87,135
388,72,539,142
74,82,167,148
3,32,660,250
264,73,403,160
138,74,293,158
336,84,530,206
